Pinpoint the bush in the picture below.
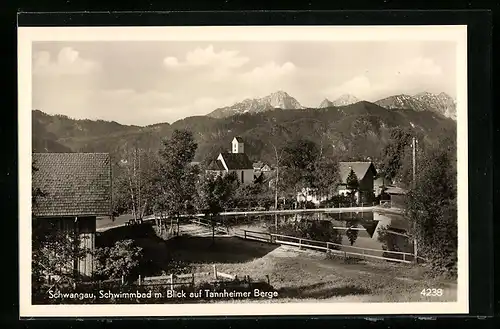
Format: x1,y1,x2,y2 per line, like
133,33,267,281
319,194,352,208
93,239,143,281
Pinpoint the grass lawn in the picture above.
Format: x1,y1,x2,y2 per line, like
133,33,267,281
160,235,457,303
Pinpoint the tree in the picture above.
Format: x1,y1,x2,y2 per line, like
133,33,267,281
346,168,359,203
112,148,158,219
405,138,457,277
153,130,198,237
313,156,340,201
380,127,413,183
195,172,239,245
281,139,320,201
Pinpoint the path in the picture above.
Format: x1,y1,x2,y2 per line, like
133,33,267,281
97,205,401,232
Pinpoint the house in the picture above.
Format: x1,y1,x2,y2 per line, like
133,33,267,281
32,153,112,279
253,161,264,171
383,186,407,209
374,174,389,197
296,187,330,205
261,164,271,172
205,137,254,185
337,161,377,202
253,161,272,173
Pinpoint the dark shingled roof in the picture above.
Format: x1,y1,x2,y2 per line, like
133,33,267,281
339,161,377,183
207,159,225,171
233,137,244,143
253,161,264,169
32,153,112,217
220,152,253,170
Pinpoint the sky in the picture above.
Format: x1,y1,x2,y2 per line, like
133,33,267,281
32,41,457,126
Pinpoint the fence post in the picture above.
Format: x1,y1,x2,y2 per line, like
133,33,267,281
192,272,195,287
266,274,270,286
121,275,124,285
244,230,247,239
299,239,302,249
403,253,406,262
138,275,141,286
213,264,217,280
326,242,330,253
170,274,174,291
344,251,347,261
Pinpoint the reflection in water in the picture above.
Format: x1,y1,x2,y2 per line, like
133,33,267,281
223,211,412,257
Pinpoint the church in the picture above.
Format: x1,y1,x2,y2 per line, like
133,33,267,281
206,137,254,185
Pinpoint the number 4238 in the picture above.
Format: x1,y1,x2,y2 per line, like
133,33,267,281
421,288,444,297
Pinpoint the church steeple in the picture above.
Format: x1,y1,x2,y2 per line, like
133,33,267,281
232,137,244,154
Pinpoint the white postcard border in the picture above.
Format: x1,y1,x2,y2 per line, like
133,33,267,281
18,25,468,317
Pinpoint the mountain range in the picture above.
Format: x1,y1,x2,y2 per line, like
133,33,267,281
207,91,304,118
32,91,456,167
374,92,456,120
319,94,361,108
208,91,456,120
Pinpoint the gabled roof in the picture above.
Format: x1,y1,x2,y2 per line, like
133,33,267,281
32,153,112,217
220,152,253,170
207,159,225,171
253,161,264,169
385,186,407,195
339,161,377,183
233,137,244,143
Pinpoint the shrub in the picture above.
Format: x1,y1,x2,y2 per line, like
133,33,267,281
93,239,143,281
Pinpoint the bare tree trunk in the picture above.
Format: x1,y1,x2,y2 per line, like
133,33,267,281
140,200,147,223
127,175,137,222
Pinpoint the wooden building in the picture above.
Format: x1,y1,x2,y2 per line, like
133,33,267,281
337,161,377,202
32,153,112,279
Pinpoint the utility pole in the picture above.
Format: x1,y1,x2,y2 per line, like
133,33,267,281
271,143,283,231
411,136,418,263
412,137,416,188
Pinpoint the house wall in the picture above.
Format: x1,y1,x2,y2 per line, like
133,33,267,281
232,140,244,154
33,216,96,279
296,188,330,205
76,217,96,279
228,169,254,185
359,170,375,192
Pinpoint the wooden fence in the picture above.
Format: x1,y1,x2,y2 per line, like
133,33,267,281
137,265,254,289
240,229,426,264
189,217,229,234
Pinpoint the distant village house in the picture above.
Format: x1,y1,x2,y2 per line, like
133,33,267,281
297,161,378,206
253,161,272,173
32,153,112,279
206,137,254,185
338,161,377,203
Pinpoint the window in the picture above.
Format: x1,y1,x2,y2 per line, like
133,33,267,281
241,171,244,183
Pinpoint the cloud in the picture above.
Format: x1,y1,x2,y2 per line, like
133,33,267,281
163,45,249,70
398,57,443,76
33,47,99,76
240,61,296,83
96,89,173,109
323,57,445,100
323,75,373,99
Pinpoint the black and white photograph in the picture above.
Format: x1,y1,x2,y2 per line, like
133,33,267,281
19,25,468,316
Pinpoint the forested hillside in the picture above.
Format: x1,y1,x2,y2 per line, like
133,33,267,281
32,101,455,167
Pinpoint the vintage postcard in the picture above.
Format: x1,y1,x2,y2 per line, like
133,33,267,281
19,25,468,317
